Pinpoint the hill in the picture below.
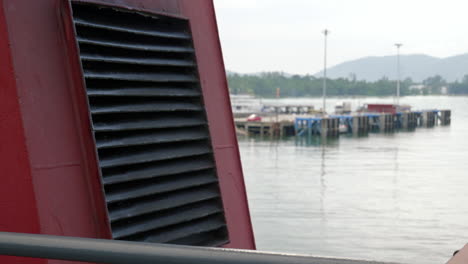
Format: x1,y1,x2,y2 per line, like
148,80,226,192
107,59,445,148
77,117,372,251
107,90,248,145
315,53,468,82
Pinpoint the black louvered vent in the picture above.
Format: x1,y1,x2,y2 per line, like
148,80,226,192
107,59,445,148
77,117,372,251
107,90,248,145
70,2,229,247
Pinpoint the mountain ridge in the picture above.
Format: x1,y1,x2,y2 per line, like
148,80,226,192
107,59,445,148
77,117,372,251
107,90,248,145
228,53,468,82
314,53,468,82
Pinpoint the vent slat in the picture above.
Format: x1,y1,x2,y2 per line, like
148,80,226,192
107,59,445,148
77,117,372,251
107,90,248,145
71,2,229,246
74,18,191,40
103,158,214,185
77,37,194,53
112,201,223,239
109,187,220,222
200,238,231,247
84,71,197,83
168,230,229,247
87,87,201,97
93,117,206,132
145,217,227,244
99,143,211,168
81,54,195,67
96,129,208,149
106,173,218,203
90,102,202,115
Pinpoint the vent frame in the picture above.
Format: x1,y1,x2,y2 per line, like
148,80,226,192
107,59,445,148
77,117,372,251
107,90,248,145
68,0,230,247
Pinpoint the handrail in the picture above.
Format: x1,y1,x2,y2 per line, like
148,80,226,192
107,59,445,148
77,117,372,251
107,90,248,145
0,232,390,264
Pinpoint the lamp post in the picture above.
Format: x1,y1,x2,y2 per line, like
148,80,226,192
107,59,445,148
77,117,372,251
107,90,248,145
395,43,402,106
322,29,329,115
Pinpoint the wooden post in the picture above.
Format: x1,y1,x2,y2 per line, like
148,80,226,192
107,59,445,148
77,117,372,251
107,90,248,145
321,119,328,138
422,111,435,127
402,113,409,129
363,116,369,133
440,110,451,125
422,112,430,127
333,118,339,137
352,116,359,135
379,114,386,132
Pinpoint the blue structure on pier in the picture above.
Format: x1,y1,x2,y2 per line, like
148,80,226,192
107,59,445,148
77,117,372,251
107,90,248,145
295,117,323,136
363,113,381,131
329,115,353,133
294,109,450,138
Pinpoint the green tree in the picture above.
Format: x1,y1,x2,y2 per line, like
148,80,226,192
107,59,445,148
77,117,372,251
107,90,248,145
422,75,446,94
226,72,465,97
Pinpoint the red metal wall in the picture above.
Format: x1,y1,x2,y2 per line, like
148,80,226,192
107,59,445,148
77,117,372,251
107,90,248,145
367,104,397,114
0,3,43,263
0,0,255,263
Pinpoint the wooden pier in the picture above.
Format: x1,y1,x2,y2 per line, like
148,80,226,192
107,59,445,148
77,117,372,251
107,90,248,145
235,110,451,138
295,117,340,138
401,112,418,129
235,115,296,137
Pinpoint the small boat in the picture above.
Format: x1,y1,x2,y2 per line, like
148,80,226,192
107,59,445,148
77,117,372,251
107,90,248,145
230,94,264,116
339,123,349,134
247,114,262,122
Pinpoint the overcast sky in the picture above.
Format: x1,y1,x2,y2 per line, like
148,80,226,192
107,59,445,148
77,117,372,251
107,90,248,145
213,0,468,75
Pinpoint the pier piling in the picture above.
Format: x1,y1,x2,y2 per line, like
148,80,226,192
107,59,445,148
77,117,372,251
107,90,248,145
236,107,451,139
422,111,436,127
379,113,394,132
351,115,369,135
439,110,451,126
401,112,417,129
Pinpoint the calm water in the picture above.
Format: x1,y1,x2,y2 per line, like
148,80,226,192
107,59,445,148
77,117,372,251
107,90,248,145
238,96,468,264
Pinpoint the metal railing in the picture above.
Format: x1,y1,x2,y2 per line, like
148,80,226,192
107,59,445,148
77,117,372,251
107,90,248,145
0,232,390,264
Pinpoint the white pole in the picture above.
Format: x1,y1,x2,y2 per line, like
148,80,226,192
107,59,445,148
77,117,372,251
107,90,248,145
322,29,329,115
395,43,402,106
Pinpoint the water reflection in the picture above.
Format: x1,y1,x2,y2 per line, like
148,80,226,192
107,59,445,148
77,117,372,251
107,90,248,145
238,96,468,264
295,135,340,146
320,144,327,225
393,145,400,217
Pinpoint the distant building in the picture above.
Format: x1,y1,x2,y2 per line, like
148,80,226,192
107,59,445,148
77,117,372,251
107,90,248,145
409,84,448,95
409,84,426,94
441,86,448,95
409,84,425,90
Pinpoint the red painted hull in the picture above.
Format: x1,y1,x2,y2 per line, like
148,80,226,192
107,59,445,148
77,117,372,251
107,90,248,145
0,1,255,263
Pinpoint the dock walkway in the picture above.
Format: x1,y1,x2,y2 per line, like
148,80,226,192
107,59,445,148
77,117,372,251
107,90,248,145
235,110,451,138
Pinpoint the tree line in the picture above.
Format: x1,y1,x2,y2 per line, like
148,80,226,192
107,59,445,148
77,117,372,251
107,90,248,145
227,72,468,97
